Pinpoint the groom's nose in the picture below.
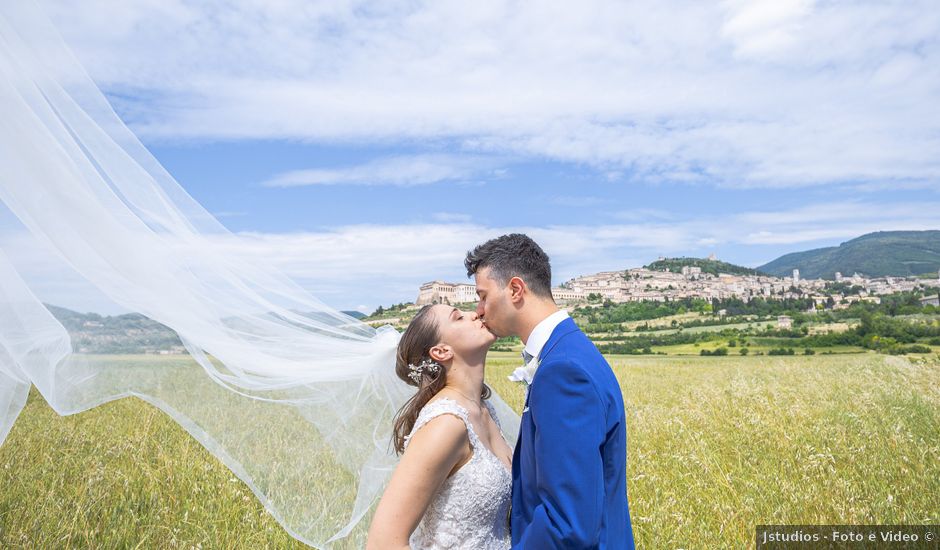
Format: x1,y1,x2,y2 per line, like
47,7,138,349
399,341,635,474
475,302,485,318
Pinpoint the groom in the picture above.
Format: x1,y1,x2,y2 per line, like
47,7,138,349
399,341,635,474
466,233,635,549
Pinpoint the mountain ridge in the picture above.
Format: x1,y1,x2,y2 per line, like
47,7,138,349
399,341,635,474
758,230,940,279
645,257,766,276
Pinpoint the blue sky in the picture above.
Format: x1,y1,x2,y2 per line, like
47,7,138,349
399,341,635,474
9,0,939,314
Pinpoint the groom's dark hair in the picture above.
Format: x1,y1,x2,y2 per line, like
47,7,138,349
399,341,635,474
465,233,554,300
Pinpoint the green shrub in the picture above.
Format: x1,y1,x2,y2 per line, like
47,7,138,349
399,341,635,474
889,344,933,355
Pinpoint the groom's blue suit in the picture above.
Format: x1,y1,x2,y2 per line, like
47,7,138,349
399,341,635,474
510,317,635,549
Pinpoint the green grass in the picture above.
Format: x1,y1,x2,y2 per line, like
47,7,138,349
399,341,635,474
648,340,869,356
2,353,938,549
619,311,710,330
600,321,757,339
0,385,308,549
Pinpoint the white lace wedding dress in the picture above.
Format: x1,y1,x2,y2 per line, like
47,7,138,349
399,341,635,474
404,398,512,550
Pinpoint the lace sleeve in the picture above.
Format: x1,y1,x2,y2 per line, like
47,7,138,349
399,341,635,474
404,398,475,450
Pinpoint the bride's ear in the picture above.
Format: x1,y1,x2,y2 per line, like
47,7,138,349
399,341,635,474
428,344,453,363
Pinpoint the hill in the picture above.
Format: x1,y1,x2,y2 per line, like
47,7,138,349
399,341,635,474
46,305,183,354
44,306,370,353
758,230,940,279
340,310,367,320
645,257,765,276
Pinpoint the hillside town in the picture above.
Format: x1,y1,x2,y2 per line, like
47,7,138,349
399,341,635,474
416,262,940,310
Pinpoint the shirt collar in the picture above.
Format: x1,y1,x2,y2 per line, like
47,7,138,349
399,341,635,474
523,310,569,361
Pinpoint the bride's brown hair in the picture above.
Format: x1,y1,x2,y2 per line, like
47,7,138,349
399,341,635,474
392,305,491,454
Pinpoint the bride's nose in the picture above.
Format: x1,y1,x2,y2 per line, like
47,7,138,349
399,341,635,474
469,311,480,321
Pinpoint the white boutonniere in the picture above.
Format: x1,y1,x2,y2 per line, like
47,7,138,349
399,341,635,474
508,356,539,387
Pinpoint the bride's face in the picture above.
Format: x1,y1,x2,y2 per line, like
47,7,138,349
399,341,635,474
430,304,497,357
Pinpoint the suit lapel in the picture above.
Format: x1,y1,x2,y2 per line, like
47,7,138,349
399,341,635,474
511,317,580,532
513,318,578,467
537,316,579,363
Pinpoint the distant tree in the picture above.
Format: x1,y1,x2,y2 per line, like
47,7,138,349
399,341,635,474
896,344,932,354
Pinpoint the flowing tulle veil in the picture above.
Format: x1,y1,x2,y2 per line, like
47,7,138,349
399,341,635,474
0,2,519,547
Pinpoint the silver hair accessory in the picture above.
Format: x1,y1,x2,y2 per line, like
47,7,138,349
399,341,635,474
407,358,441,384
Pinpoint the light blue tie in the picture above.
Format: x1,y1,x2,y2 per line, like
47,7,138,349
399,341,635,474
522,350,534,364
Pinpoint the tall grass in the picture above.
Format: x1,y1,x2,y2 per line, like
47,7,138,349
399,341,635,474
1,353,937,548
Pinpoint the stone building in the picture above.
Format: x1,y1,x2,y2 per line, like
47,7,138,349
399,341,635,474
416,281,477,305
552,288,586,303
454,283,478,303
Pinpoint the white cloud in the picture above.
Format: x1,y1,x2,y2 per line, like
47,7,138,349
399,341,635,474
209,199,939,303
720,0,815,60
431,212,474,223
37,0,940,188
4,198,937,313
262,154,500,187
0,230,131,314
722,202,940,245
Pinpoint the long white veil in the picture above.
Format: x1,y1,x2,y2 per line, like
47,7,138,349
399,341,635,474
0,2,519,547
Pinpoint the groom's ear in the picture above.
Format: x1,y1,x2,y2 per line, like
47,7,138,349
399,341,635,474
508,276,526,303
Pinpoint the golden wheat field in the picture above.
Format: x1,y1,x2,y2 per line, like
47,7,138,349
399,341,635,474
1,352,938,549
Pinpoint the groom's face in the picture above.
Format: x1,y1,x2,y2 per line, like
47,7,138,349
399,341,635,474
474,266,512,338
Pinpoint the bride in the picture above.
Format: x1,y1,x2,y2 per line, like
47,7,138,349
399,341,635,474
366,304,513,549
0,3,524,548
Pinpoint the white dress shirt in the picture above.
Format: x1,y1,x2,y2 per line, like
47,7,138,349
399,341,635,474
522,309,570,362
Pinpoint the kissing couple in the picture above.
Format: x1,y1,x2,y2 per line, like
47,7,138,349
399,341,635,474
367,233,636,549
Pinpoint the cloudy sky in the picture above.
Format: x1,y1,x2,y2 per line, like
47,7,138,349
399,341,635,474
14,0,940,313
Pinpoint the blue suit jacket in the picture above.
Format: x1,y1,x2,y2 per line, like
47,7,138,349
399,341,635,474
510,317,635,549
